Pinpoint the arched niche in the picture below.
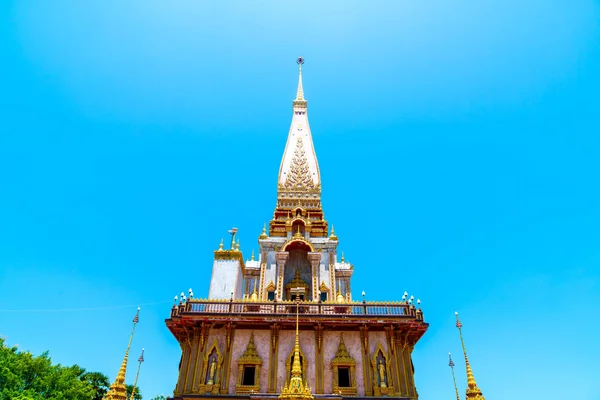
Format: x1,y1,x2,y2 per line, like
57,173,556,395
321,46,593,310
371,342,394,396
197,339,224,395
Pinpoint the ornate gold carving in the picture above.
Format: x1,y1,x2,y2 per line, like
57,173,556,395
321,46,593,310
371,342,394,396
265,280,276,293
331,333,357,396
286,270,310,291
279,299,313,400
196,339,223,395
235,333,263,393
282,137,315,191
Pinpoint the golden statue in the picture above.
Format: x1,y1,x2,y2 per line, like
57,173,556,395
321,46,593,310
207,358,217,385
378,359,387,388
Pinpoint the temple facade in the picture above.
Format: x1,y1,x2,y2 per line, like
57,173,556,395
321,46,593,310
165,58,428,400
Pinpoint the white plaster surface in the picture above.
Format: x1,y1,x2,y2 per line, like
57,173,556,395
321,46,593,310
227,330,270,393
209,259,242,300
323,331,365,396
278,111,320,188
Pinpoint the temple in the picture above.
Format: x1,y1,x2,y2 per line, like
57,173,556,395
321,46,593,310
165,58,429,400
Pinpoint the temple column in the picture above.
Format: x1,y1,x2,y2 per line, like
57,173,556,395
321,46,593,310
221,322,236,393
174,328,193,396
192,322,212,393
385,325,401,395
183,327,202,393
268,323,281,393
405,343,417,399
307,252,321,301
360,324,372,396
275,252,289,300
314,323,325,394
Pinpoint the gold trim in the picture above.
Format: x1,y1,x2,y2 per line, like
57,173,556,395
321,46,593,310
235,333,263,393
331,333,357,395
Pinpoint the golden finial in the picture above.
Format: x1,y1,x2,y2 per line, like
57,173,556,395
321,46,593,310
236,239,240,251
448,353,460,400
251,249,255,261
250,280,258,301
294,225,303,238
259,223,268,239
455,312,485,400
341,251,345,263
218,239,224,251
129,349,144,400
336,280,345,303
103,308,140,400
329,225,338,241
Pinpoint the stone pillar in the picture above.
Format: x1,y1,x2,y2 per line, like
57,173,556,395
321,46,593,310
268,323,281,393
275,251,289,300
307,252,321,301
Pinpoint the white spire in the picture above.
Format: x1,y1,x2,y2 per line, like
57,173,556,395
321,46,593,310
296,57,305,101
278,57,320,192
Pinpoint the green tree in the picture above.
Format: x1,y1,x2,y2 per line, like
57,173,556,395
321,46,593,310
151,396,167,400
0,338,94,400
0,338,142,400
80,371,110,400
127,383,143,400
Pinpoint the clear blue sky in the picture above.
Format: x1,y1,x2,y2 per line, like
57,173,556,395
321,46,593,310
1,1,599,399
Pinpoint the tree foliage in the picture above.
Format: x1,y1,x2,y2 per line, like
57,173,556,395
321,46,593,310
0,338,143,400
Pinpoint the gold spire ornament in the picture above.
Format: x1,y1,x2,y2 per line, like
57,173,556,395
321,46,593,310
129,349,145,400
455,312,485,400
103,308,140,400
448,353,460,400
259,223,268,239
279,300,313,400
329,225,338,241
250,280,259,301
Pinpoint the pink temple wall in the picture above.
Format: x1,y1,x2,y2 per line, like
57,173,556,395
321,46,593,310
322,331,365,396
205,328,226,359
276,330,316,392
368,331,388,358
227,329,271,393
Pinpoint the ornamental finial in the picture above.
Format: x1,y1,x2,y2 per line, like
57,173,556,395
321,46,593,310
448,353,460,400
455,312,485,400
259,223,268,239
295,57,305,101
103,308,140,400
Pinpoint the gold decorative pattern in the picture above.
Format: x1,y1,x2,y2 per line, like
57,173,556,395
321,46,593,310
331,333,357,395
371,342,394,396
283,137,315,191
197,339,224,395
103,308,139,400
279,300,313,400
235,333,263,393
456,313,485,400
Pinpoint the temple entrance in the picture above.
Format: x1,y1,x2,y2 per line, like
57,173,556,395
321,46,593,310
283,244,312,301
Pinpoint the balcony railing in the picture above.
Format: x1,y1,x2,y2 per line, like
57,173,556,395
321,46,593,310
169,299,424,321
